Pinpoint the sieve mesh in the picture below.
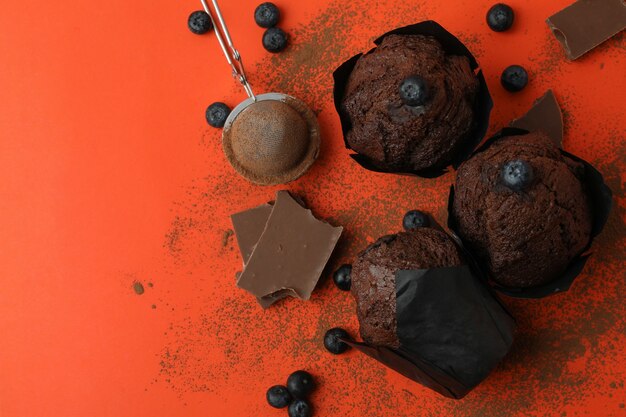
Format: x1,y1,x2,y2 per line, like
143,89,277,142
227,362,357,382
222,93,320,185
229,100,309,176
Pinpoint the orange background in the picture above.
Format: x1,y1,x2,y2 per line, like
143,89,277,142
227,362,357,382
1,0,625,416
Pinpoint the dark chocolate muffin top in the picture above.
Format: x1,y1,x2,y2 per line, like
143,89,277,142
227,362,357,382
351,228,463,348
341,34,479,172
452,131,592,288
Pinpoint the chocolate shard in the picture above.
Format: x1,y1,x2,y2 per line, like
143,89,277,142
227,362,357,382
546,0,626,60
231,202,299,308
237,191,343,301
510,90,563,147
231,203,274,263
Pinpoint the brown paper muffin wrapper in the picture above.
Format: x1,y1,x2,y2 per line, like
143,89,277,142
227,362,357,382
332,21,493,178
345,264,515,399
447,128,613,298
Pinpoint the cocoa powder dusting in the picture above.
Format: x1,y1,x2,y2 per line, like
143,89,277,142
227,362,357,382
149,1,626,415
133,281,144,295
221,229,233,248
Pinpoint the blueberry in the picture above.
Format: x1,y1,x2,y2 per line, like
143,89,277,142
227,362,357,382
501,160,534,191
254,2,280,28
266,385,292,409
324,328,351,354
333,264,352,291
288,399,312,417
262,27,288,53
205,102,231,128
187,11,213,35
500,65,528,92
286,370,315,398
486,4,514,32
399,76,429,106
402,210,430,231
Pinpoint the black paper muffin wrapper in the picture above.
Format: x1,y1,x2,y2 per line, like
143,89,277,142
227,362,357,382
447,128,613,298
332,20,493,178
345,264,515,399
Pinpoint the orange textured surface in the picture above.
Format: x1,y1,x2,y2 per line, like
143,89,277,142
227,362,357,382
1,0,625,416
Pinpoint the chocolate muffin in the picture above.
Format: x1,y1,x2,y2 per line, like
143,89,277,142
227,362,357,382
351,228,463,348
451,131,592,288
341,34,479,172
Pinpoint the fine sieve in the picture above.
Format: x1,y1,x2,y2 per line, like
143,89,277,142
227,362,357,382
199,0,320,185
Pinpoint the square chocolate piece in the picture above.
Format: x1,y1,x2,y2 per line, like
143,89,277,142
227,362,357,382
236,191,343,300
231,201,298,308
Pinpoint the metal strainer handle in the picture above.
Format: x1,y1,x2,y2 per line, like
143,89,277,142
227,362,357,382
199,0,256,100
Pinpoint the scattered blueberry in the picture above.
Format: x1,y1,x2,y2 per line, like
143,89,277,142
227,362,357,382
205,102,231,128
500,65,528,92
399,76,429,106
324,328,351,354
254,2,280,28
333,264,352,291
501,160,534,191
266,385,292,409
287,370,315,398
486,4,514,32
288,399,312,417
187,10,213,35
262,27,288,52
402,210,430,231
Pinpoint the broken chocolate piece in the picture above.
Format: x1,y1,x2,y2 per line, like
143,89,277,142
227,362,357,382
510,90,563,146
237,191,343,300
546,0,626,60
232,203,274,262
231,202,298,308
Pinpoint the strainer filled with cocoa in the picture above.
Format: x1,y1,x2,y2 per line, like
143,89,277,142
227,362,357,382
200,0,320,185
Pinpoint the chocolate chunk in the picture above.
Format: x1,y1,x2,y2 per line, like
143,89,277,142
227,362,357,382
510,90,563,146
546,0,626,60
237,191,342,300
231,202,299,308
